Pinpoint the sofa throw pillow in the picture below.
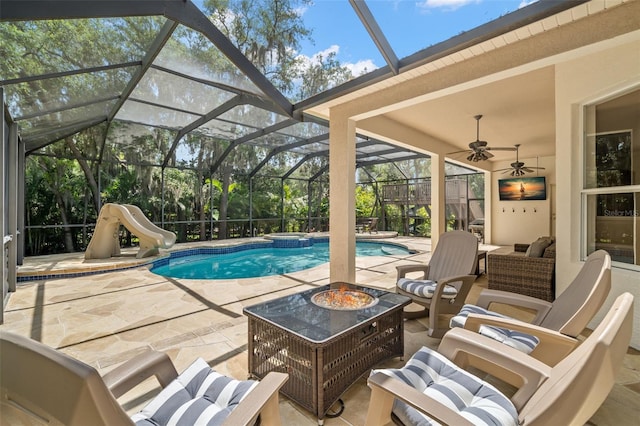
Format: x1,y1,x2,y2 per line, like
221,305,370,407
525,237,553,257
543,243,556,258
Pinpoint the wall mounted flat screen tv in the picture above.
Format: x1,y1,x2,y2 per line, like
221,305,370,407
498,176,546,201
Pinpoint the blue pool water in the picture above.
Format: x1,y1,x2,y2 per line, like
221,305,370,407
151,241,411,279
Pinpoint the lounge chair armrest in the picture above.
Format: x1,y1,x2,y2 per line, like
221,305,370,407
396,263,430,280
438,327,551,410
224,372,289,426
432,274,477,301
476,289,553,323
103,350,178,399
425,274,477,338
463,314,579,366
365,372,474,426
437,274,477,287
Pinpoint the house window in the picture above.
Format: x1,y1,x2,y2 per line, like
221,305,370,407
582,88,640,267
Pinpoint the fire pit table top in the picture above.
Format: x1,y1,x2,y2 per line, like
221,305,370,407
243,283,411,344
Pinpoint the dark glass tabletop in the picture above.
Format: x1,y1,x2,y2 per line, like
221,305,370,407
243,283,411,343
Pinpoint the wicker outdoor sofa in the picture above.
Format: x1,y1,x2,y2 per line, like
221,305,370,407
487,238,556,302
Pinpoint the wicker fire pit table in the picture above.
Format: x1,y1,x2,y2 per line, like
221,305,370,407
243,283,411,424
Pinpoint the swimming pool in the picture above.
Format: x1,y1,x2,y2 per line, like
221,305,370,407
151,241,412,279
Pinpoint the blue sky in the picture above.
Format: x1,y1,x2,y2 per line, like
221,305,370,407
193,0,537,78
296,0,536,76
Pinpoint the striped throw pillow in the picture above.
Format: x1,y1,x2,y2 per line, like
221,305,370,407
371,347,518,426
131,358,257,426
450,304,540,353
397,279,458,299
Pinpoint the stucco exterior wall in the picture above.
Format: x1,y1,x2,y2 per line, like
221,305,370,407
555,33,640,348
491,155,555,245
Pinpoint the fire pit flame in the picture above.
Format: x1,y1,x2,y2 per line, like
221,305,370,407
311,285,378,310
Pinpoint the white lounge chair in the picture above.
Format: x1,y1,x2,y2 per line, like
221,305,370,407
0,331,288,426
450,249,611,365
396,230,479,337
365,292,633,426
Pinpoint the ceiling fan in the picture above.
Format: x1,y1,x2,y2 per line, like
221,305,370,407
495,144,545,176
448,114,516,162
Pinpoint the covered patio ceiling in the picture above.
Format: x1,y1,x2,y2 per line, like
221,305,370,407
0,0,589,180
306,1,638,169
378,66,557,161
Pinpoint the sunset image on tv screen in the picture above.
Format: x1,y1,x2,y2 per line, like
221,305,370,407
498,177,546,201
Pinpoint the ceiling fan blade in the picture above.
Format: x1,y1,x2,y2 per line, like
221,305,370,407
486,146,517,151
522,167,535,173
450,114,517,163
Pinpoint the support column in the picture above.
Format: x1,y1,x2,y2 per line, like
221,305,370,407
329,114,356,283
1,89,6,323
17,140,25,265
280,179,285,232
249,177,253,235
161,168,165,228
209,176,214,238
0,87,4,324
483,170,491,244
8,123,18,293
430,154,446,249
307,181,312,232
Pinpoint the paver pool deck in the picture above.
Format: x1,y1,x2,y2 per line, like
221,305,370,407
2,235,638,425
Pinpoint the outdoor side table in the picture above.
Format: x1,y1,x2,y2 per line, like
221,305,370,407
476,250,487,275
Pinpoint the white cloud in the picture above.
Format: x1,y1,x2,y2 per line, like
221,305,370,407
296,45,378,77
295,45,339,69
518,0,539,8
418,0,478,12
418,0,538,12
294,5,308,17
345,59,378,76
313,45,341,61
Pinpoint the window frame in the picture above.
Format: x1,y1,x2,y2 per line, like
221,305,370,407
581,85,640,271
581,184,640,269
